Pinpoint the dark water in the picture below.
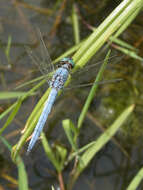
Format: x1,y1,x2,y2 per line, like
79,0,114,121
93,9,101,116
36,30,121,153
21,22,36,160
0,0,143,190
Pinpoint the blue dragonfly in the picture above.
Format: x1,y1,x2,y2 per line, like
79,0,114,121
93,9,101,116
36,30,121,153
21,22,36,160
26,30,77,153
26,30,121,153
27,57,74,153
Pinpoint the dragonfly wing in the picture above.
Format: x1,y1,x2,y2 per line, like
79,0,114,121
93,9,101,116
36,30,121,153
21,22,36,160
65,78,122,90
36,28,55,73
25,45,49,76
67,54,123,89
71,54,123,77
25,28,55,78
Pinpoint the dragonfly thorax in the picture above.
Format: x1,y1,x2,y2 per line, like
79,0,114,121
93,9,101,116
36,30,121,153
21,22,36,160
61,63,72,71
60,57,74,70
50,65,70,90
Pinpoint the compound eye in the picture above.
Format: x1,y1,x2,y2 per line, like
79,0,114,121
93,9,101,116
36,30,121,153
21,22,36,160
68,59,74,69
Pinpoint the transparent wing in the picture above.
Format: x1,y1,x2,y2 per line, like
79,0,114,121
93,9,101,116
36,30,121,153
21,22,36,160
25,45,49,77
36,28,55,73
65,79,122,90
68,54,123,88
71,54,119,76
25,28,55,78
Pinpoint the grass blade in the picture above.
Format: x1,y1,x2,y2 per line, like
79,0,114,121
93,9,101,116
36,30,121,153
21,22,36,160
72,4,80,44
73,0,143,68
0,99,22,135
41,132,61,172
0,91,36,100
62,119,78,151
127,167,143,190
0,137,28,190
77,50,111,129
72,104,135,182
0,102,17,120
17,157,29,190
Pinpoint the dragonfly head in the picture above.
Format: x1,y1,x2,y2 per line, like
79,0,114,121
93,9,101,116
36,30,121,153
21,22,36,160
60,57,74,70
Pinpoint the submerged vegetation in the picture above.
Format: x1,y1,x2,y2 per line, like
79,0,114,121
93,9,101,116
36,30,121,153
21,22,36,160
0,0,143,189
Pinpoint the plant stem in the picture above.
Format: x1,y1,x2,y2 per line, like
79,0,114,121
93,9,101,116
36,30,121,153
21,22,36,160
58,172,65,190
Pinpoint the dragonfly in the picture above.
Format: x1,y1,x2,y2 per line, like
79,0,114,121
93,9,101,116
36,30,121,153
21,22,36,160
27,57,74,153
26,29,77,153
26,30,121,153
